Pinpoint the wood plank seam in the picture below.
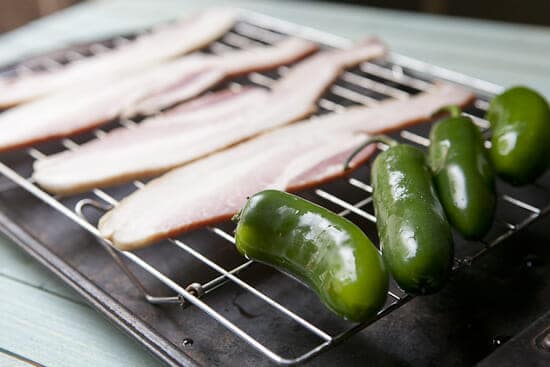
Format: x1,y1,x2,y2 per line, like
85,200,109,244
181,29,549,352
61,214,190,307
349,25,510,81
0,347,47,367
0,271,89,307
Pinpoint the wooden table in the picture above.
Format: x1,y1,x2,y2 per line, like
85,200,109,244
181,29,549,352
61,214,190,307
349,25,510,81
1,1,549,366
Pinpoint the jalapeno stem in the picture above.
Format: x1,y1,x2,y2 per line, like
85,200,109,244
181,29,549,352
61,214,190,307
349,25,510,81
344,135,398,171
433,105,462,118
231,210,242,223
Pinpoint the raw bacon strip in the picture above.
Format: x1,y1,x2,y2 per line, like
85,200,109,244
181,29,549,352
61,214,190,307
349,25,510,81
33,88,270,191
124,36,320,116
143,87,268,129
32,40,387,194
98,83,475,250
0,38,318,152
0,9,236,108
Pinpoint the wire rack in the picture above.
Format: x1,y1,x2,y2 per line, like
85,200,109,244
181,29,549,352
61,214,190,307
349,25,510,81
1,10,549,366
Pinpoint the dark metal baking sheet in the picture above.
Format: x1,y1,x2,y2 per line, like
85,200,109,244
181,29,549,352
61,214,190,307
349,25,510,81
478,308,550,367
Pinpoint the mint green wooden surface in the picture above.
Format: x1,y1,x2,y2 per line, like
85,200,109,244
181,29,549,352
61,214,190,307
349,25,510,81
0,1,549,366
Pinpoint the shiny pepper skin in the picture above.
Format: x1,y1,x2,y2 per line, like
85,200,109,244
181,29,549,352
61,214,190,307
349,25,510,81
485,86,550,185
429,110,496,239
235,190,389,322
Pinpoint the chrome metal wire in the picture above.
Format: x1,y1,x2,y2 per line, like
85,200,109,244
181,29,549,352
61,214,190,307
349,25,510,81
0,12,548,365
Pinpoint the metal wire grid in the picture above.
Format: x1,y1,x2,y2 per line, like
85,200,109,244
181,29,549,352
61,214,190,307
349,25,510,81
0,12,549,366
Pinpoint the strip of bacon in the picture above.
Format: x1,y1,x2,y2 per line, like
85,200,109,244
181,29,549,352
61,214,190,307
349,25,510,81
33,88,269,191
98,83,475,250
32,40,387,194
122,36,321,116
0,9,236,108
0,38,318,152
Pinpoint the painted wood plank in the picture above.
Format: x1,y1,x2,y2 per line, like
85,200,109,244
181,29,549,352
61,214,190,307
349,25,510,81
0,235,85,302
0,277,162,367
0,350,40,367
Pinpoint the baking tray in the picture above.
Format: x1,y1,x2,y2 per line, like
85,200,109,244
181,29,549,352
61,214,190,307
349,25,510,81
1,10,550,366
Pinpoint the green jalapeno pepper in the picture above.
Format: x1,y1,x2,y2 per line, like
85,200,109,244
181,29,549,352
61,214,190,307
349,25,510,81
428,106,496,239
485,86,550,185
346,137,453,295
234,190,389,322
